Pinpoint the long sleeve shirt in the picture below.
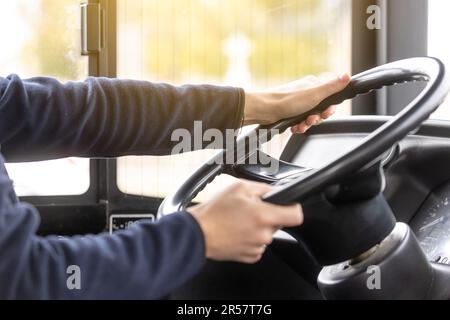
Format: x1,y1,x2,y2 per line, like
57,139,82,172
0,74,245,299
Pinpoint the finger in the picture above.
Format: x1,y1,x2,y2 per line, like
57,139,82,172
241,254,264,264
313,118,324,126
296,122,310,134
291,124,301,134
264,203,304,227
292,123,302,131
239,180,273,197
302,124,312,133
292,123,307,133
292,121,315,134
306,114,321,126
321,105,337,119
310,73,350,105
250,245,268,256
244,234,272,248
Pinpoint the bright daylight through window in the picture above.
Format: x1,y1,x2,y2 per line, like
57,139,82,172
116,0,352,200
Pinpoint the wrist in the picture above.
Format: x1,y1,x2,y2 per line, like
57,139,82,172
244,91,281,126
187,205,213,259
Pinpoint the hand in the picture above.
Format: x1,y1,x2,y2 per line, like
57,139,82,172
244,73,351,134
188,181,303,264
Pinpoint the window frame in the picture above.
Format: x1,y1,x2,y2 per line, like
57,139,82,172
20,0,109,208
20,0,119,234
351,0,429,116
25,0,160,235
379,0,428,116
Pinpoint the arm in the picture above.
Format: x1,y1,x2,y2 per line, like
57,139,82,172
0,75,244,161
0,73,349,299
0,73,350,162
0,154,302,299
0,153,206,299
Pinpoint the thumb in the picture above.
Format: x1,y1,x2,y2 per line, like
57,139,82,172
312,73,351,104
264,203,304,228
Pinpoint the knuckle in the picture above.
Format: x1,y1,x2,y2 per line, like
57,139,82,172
228,183,241,193
242,256,257,264
263,236,273,245
263,230,274,243
255,247,265,255
307,115,319,125
247,255,262,264
254,254,263,263
254,212,269,225
257,232,273,245
329,79,342,91
234,181,247,189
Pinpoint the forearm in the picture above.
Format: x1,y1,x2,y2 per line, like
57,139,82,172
2,212,205,300
0,214,205,299
0,75,245,162
0,153,205,300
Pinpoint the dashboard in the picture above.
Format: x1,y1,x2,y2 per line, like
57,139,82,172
282,118,450,267
33,116,450,272
410,182,450,265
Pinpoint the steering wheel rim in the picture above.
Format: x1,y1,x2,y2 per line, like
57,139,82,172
159,57,450,217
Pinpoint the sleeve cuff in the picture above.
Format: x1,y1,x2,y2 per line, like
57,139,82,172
180,211,207,262
233,88,246,129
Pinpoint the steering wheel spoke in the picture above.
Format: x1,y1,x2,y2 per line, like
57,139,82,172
229,149,312,184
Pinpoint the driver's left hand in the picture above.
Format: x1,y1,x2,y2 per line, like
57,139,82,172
244,73,351,134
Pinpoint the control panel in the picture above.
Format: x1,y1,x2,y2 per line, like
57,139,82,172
109,214,155,234
411,183,450,265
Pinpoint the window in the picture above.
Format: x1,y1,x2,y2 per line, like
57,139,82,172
428,0,450,120
0,0,90,196
116,0,351,200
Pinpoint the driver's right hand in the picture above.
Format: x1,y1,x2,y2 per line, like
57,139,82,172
188,181,303,264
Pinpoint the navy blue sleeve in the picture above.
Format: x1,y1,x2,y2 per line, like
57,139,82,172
0,75,245,299
0,158,205,299
0,161,205,299
0,74,245,161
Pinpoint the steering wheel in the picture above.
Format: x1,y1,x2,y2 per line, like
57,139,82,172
159,57,449,218
158,57,450,265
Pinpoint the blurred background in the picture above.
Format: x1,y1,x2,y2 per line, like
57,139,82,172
115,0,351,199
0,0,448,202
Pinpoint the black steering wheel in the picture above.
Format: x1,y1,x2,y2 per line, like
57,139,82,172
158,57,449,218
